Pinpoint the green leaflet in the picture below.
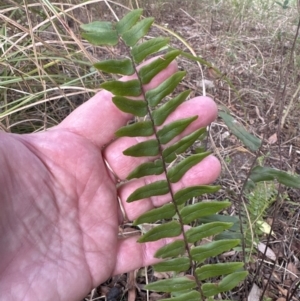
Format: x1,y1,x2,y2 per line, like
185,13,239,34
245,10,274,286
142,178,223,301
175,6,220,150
122,17,154,47
80,21,112,32
215,231,243,241
249,166,300,189
123,139,159,157
180,201,231,224
115,121,153,137
139,50,181,84
127,180,169,203
112,96,147,117
145,276,197,292
152,90,191,126
158,291,201,301
80,21,118,46
131,37,170,63
186,222,233,243
191,239,240,263
116,9,143,34
146,71,186,107
174,185,221,206
153,257,190,272
196,262,244,280
202,271,248,297
199,214,238,223
81,31,118,46
94,58,134,75
157,116,198,145
167,152,210,183
219,111,261,151
154,240,186,259
127,159,164,180
199,215,242,241
138,221,181,242
101,79,141,96
198,214,240,232
133,203,176,225
218,271,248,292
163,128,206,163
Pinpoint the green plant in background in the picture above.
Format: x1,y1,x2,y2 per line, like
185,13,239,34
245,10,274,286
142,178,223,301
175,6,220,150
247,181,277,233
241,181,277,258
275,0,291,9
219,104,300,271
0,0,101,133
81,8,248,300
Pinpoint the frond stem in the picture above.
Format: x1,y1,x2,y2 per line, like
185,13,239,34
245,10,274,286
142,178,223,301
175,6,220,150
123,41,205,298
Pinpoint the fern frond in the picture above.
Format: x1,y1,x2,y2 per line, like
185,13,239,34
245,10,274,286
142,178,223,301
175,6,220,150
81,9,248,300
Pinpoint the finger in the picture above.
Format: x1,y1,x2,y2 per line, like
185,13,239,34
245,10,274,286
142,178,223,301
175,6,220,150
104,96,218,180
57,60,178,148
112,236,182,276
118,155,221,221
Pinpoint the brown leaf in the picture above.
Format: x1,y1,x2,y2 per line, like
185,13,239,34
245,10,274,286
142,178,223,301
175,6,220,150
287,262,299,281
185,274,195,281
256,242,276,261
268,133,277,144
138,223,156,234
220,250,236,258
248,283,261,301
277,285,288,296
207,67,222,80
153,271,173,279
150,292,166,301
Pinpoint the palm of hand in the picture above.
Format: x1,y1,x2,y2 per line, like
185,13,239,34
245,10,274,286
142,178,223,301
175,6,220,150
0,129,120,300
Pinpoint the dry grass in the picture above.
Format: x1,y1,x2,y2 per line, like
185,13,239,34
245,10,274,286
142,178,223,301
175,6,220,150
1,0,300,300
0,0,107,132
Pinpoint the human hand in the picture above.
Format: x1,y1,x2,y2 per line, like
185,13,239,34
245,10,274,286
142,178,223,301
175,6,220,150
0,60,221,301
